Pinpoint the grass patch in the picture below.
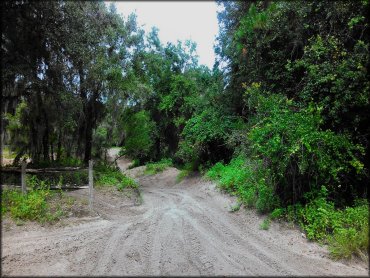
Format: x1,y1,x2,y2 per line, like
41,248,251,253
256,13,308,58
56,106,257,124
260,218,270,230
94,162,138,191
144,158,172,175
229,202,242,212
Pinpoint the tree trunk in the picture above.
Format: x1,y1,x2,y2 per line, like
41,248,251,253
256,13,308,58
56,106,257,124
56,131,62,160
76,67,86,159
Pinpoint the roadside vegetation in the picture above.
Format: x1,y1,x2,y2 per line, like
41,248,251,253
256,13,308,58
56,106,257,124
1,176,79,224
94,162,139,191
144,159,173,175
2,1,368,260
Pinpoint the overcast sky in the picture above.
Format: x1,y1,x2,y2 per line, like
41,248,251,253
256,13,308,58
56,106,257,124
105,1,219,68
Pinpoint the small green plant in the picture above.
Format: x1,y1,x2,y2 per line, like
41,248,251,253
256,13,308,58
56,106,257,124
2,187,53,222
229,202,242,212
116,175,139,191
270,208,285,220
144,158,173,175
260,218,271,230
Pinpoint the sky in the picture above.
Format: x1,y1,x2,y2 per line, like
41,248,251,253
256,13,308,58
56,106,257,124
105,1,219,68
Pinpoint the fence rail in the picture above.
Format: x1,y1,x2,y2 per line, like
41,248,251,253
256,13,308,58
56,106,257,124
1,166,85,173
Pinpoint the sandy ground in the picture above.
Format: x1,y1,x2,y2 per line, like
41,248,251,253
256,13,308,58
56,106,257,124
1,150,369,276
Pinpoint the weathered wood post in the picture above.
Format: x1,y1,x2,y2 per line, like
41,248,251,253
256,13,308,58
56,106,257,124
21,161,26,194
89,160,94,211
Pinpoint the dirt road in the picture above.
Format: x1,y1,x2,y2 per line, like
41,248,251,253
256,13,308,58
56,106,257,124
1,154,368,276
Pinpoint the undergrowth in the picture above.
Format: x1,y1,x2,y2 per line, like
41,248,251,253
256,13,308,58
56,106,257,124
94,162,138,190
206,157,369,260
1,176,74,223
144,158,173,175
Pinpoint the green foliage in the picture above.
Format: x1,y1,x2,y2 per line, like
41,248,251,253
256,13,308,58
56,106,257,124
287,36,369,134
245,85,365,203
297,186,336,240
144,158,173,175
328,203,369,260
1,178,68,223
270,208,285,220
122,110,157,162
2,189,49,221
206,156,279,213
116,175,139,191
94,162,138,190
260,218,271,230
178,107,241,164
229,202,242,212
282,191,368,259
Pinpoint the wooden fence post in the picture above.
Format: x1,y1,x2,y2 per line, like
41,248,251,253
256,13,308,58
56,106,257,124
21,161,26,194
89,160,94,211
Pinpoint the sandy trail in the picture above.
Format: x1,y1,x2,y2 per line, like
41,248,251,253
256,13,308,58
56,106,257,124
1,151,368,276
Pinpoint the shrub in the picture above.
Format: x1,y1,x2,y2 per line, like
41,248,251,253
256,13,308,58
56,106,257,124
328,202,369,260
260,218,271,230
177,107,241,164
244,84,365,205
206,162,225,181
116,175,139,191
206,156,278,213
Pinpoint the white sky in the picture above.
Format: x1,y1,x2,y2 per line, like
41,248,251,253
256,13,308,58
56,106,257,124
105,1,219,68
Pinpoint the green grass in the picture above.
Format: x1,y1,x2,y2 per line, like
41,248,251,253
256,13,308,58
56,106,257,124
1,180,73,224
144,158,173,175
260,218,271,230
94,162,138,190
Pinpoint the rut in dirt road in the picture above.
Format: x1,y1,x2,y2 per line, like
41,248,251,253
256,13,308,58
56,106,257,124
1,156,368,276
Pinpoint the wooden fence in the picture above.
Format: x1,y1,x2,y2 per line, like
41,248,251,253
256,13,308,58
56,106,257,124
1,160,94,211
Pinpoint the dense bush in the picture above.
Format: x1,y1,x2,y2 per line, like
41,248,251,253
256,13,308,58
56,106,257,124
121,110,157,162
243,84,365,206
177,107,241,166
207,156,279,213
